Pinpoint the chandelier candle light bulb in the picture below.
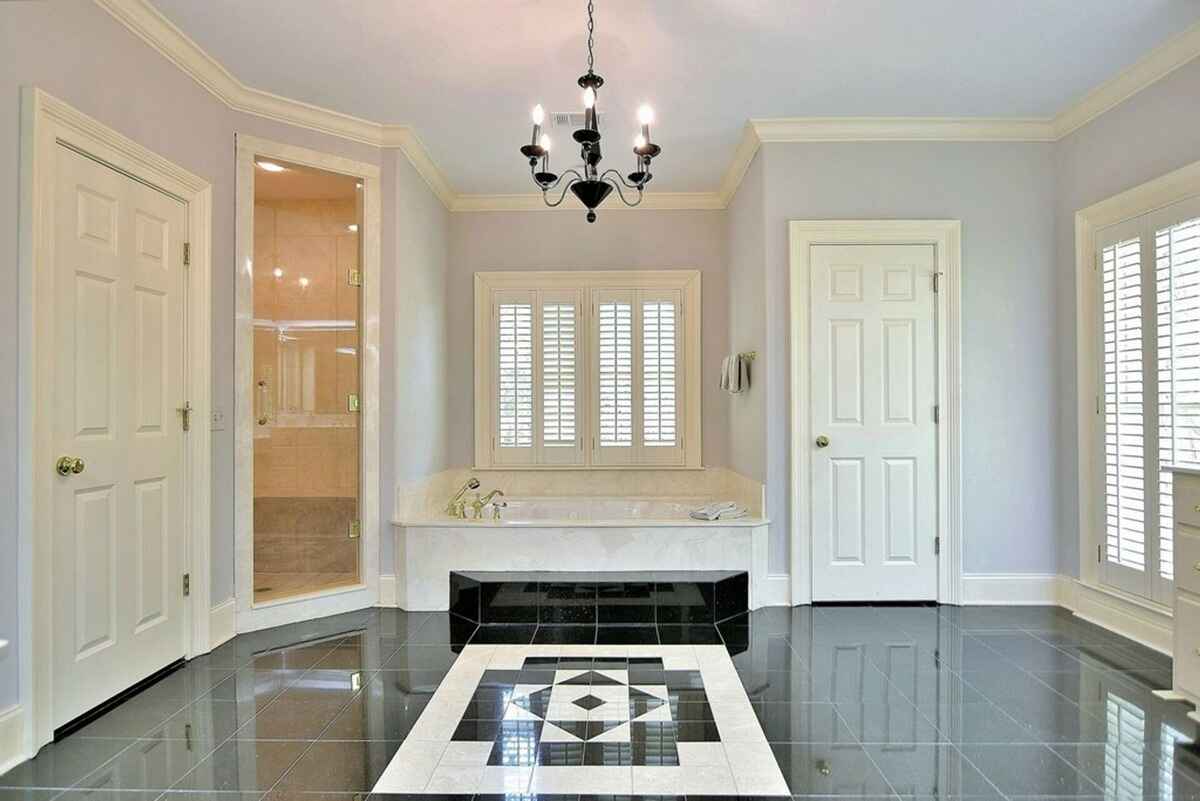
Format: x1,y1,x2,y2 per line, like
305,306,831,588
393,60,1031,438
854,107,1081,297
516,0,662,222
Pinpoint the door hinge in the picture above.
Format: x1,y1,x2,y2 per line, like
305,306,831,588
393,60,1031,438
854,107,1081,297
1098,543,1105,562
182,573,191,597
348,520,361,540
934,536,941,556
347,268,362,287
183,242,191,267
178,401,193,432
347,393,360,413
933,404,940,424
1096,394,1101,416
932,272,942,293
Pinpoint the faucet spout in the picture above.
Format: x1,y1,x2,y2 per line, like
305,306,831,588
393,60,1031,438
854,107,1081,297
445,477,480,517
479,489,505,505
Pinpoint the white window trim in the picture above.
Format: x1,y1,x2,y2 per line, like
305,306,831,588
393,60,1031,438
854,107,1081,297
1075,157,1200,610
474,270,702,470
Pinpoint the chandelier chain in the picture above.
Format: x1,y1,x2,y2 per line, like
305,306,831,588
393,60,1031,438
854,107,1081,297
585,0,595,73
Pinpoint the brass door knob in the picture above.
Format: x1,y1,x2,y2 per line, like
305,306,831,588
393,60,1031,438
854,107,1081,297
815,435,830,449
56,456,85,476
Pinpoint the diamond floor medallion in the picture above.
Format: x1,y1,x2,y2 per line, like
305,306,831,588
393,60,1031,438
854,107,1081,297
371,644,789,796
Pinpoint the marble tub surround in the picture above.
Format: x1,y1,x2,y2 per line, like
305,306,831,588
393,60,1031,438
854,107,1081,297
395,466,764,524
394,522,769,612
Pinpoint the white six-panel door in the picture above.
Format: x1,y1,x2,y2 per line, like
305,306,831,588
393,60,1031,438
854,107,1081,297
810,244,938,601
51,144,189,726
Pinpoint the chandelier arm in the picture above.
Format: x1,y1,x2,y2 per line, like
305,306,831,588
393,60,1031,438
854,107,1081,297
542,172,584,207
600,168,647,192
601,174,644,208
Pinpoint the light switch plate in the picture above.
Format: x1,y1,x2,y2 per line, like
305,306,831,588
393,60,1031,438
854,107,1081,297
211,407,227,431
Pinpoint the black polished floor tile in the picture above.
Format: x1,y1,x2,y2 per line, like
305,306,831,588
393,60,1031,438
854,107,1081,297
656,624,722,645
595,625,659,645
480,581,540,624
470,624,539,644
271,739,403,792
169,738,309,792
655,582,715,624
597,582,655,624
0,737,135,789
379,645,459,672
867,743,1002,798
540,582,598,624
957,744,1103,796
768,741,895,795
532,626,597,645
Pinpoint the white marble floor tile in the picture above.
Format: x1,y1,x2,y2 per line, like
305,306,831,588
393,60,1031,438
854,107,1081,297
439,741,494,765
425,762,484,793
530,765,633,794
680,763,739,795
477,764,533,794
372,740,447,792
633,765,684,794
725,741,790,795
678,741,731,766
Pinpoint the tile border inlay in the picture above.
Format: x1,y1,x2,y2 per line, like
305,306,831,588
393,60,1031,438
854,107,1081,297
372,643,789,796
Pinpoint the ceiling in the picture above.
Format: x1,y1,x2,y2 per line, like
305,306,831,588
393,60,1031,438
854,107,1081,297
150,0,1200,195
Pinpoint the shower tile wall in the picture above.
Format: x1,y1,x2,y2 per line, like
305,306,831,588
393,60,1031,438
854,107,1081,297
253,198,360,599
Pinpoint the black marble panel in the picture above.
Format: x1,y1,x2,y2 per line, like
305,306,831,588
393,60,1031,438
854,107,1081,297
478,580,539,624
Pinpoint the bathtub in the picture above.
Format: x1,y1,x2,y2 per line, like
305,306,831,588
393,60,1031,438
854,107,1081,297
391,496,770,611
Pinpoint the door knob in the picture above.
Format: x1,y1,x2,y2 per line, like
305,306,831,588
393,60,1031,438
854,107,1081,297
815,435,830,448
55,456,85,476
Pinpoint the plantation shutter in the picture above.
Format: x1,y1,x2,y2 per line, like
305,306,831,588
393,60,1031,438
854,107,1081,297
1098,197,1199,603
1103,236,1147,578
594,289,635,463
494,291,535,464
639,289,684,464
539,290,584,464
1156,216,1200,581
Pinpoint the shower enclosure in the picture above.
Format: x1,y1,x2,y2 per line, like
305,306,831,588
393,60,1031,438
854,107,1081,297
250,157,362,603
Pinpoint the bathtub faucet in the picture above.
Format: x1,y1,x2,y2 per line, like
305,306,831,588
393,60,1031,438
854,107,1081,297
472,489,506,519
445,477,480,518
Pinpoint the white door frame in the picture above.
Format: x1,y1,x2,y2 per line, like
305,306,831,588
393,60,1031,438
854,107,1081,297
789,220,962,605
233,134,382,632
17,88,213,756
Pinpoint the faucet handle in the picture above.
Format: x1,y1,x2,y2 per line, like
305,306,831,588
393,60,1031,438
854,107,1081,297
492,500,507,520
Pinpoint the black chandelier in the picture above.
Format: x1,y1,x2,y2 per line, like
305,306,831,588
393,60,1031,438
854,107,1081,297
519,0,661,223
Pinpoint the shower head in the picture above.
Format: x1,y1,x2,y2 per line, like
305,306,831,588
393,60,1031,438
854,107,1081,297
467,477,481,490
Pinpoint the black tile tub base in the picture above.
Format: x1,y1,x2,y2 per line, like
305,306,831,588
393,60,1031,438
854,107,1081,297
450,570,749,627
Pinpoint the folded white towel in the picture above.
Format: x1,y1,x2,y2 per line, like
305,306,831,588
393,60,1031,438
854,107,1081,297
689,501,748,521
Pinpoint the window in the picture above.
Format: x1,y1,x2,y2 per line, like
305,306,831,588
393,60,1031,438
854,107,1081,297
475,271,701,469
1097,196,1200,603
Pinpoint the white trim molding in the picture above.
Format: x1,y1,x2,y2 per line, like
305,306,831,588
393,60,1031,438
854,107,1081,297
0,705,23,778
379,574,398,608
1060,578,1174,655
18,87,213,758
961,573,1065,606
1074,159,1200,593
94,0,1200,212
789,221,963,606
209,598,236,650
233,134,382,634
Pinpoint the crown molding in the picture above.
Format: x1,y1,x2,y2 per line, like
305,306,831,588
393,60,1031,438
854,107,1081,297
93,0,456,207
450,191,725,213
1052,20,1200,139
97,0,1200,212
752,116,1057,143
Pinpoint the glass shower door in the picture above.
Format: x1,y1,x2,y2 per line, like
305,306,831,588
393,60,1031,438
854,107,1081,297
252,158,362,604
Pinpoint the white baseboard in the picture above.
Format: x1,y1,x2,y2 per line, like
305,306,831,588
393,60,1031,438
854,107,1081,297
379,574,397,607
209,598,236,650
0,704,24,776
960,573,1064,605
1059,577,1173,655
755,574,792,608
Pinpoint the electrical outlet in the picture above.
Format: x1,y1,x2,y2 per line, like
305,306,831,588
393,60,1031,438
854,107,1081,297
211,407,226,431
